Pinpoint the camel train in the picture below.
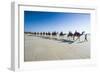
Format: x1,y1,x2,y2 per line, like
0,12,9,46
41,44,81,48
25,30,88,42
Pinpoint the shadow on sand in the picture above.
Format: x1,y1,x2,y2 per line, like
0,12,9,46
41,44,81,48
60,39,74,44
77,41,86,43
28,35,86,44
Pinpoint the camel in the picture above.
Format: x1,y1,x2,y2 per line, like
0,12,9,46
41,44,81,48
51,32,58,40
40,32,42,35
48,32,51,36
67,31,73,37
67,31,74,40
52,32,58,36
37,32,39,35
73,31,85,41
43,32,46,35
33,32,36,35
45,32,51,36
59,32,66,37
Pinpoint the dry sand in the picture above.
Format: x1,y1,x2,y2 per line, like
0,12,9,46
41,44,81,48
24,34,90,61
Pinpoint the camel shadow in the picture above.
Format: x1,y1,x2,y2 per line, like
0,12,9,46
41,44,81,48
60,39,74,44
77,41,86,43
40,37,74,44
52,38,58,40
41,36,51,40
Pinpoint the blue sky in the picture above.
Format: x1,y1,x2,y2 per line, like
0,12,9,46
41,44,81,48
24,11,90,33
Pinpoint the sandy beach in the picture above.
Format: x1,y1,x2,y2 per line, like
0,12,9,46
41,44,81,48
24,34,90,62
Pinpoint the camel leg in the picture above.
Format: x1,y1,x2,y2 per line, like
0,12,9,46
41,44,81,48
73,36,75,40
67,36,69,40
79,37,80,41
76,36,80,41
75,36,80,41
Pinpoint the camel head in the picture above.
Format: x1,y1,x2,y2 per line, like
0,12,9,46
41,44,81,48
82,31,85,35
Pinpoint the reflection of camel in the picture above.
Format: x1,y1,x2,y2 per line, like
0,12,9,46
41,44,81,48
73,31,85,41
